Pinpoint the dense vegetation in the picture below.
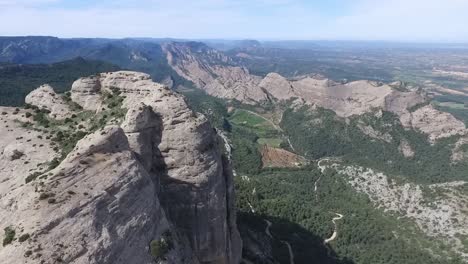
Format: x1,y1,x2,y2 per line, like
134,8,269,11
235,167,464,264
0,58,119,106
181,90,463,263
181,89,230,129
2,226,15,246
281,106,468,184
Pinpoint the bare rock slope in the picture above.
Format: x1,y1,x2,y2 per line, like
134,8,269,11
0,71,241,264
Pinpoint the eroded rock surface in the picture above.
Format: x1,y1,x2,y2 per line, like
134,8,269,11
71,76,103,111
25,84,71,119
0,71,242,264
409,105,466,142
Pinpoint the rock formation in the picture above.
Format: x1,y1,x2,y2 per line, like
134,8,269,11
25,84,72,119
162,42,267,104
71,75,103,111
398,139,415,158
0,71,241,264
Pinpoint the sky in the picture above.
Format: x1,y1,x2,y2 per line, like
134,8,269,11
1,0,468,42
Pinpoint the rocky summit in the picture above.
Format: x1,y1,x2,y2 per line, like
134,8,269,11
0,71,241,264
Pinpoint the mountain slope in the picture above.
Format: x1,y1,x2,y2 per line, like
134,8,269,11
0,37,189,87
163,42,467,144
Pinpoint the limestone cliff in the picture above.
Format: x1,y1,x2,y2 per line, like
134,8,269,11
0,71,241,264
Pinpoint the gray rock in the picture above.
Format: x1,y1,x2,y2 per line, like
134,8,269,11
71,76,103,111
0,71,242,264
25,84,72,119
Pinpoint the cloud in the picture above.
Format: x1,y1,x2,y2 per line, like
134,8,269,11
323,0,468,41
0,0,467,41
0,0,59,7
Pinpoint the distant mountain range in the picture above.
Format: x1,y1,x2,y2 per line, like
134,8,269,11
0,36,186,86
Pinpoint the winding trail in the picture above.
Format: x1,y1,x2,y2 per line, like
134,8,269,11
282,240,295,264
314,158,330,199
317,158,330,173
264,220,295,264
247,202,256,214
287,138,296,152
264,219,273,238
317,158,345,245
324,213,344,244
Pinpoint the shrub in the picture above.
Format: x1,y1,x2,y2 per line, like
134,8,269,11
150,238,171,259
48,158,60,170
39,193,53,200
10,150,24,160
3,226,15,246
25,171,42,183
18,233,30,243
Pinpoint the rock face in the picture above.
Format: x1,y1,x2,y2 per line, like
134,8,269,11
451,136,468,163
71,75,103,111
333,163,468,259
409,105,466,142
0,71,241,264
259,73,294,101
25,84,71,119
162,42,267,104
398,139,415,158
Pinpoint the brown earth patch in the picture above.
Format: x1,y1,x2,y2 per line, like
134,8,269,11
260,145,305,168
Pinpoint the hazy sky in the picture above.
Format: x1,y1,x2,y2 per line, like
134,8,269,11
1,0,468,42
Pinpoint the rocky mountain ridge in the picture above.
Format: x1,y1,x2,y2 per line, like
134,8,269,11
162,42,468,143
0,71,241,263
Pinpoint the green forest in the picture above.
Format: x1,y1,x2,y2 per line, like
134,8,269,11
281,106,468,184
0,58,119,106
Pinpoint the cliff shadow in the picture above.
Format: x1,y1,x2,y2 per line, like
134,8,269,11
238,212,355,264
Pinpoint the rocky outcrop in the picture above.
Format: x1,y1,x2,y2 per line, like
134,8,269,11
357,122,393,143
0,126,186,263
98,71,241,263
409,105,466,142
71,75,103,111
25,84,71,119
398,139,415,158
451,136,468,163
0,71,242,264
258,73,294,101
332,163,468,259
162,42,267,104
